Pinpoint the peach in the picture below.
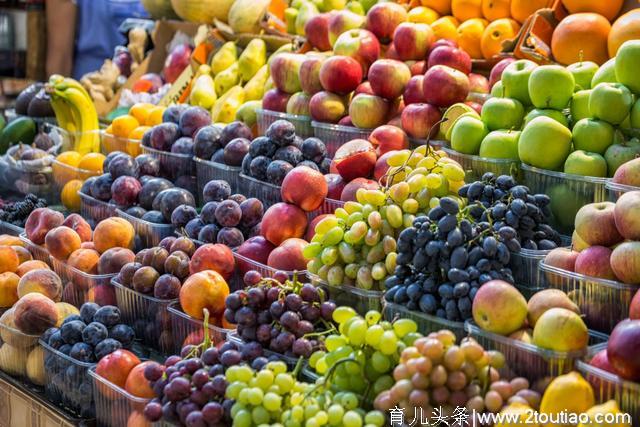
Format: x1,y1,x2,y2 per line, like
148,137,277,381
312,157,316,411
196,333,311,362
16,260,50,277
17,269,63,301
81,241,96,250
13,293,58,334
67,249,100,274
45,226,81,261
93,217,135,254
126,411,150,427
180,270,230,319
0,246,19,273
261,203,308,246
62,213,92,242
25,208,64,245
0,235,23,247
0,272,19,307
281,166,328,212
55,302,80,327
11,246,32,264
189,244,235,280
86,284,117,306
0,309,38,348
267,238,309,271
125,361,157,398
98,247,136,275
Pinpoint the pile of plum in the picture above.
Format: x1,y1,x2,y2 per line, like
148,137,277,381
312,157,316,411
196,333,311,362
193,121,253,168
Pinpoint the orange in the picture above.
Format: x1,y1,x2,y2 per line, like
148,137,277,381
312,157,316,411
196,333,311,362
481,18,520,59
421,0,451,15
608,9,640,57
551,13,611,65
53,151,82,185
129,125,152,141
510,0,549,24
481,0,510,21
408,6,440,24
128,103,155,126
61,180,83,212
146,106,165,126
77,153,106,175
111,115,140,138
452,0,483,22
431,15,460,41
105,124,113,135
457,18,488,59
561,0,623,22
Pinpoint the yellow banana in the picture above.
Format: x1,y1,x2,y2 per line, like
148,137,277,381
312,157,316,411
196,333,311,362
49,94,76,134
54,86,100,153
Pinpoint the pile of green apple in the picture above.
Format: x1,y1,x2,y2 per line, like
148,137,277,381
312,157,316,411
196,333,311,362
447,40,640,179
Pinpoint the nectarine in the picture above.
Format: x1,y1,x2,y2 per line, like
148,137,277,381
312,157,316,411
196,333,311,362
261,203,308,246
189,244,235,280
180,270,230,319
281,166,328,212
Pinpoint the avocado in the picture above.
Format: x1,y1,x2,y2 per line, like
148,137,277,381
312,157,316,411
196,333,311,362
15,83,43,115
27,89,55,117
0,117,37,154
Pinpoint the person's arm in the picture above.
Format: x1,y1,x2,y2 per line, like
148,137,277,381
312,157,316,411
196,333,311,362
46,0,77,77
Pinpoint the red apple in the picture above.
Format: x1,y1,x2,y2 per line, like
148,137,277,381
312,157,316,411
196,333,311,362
340,177,380,202
338,116,353,126
299,55,325,95
319,56,363,95
163,44,192,84
286,92,311,116
267,238,308,271
384,45,400,60
410,60,426,75
333,29,381,75
589,349,617,374
387,98,405,120
468,73,490,93
387,115,402,127
334,139,377,181
355,81,375,95
305,14,332,52
401,103,442,139
631,289,640,320
430,38,458,51
309,91,348,123
328,10,365,47
262,89,291,112
369,125,409,155
392,23,435,61
465,101,483,115
365,2,408,44
607,319,640,380
374,151,395,183
368,59,412,100
611,242,640,285
423,65,470,108
543,248,579,272
403,75,426,105
427,46,472,75
614,191,640,241
575,202,623,247
574,246,617,280
489,57,516,89
349,94,390,129
270,53,306,94
325,174,346,199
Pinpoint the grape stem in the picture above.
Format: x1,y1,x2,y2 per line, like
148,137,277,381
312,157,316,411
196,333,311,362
185,308,212,360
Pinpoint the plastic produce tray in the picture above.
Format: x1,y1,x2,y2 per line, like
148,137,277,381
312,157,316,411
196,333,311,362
51,158,101,192
307,197,345,221
18,233,50,265
141,144,194,181
521,164,608,235
78,191,118,225
465,321,609,383
539,258,636,334
167,302,231,355
0,320,41,383
312,121,373,158
383,302,465,340
257,108,313,138
0,157,59,205
116,208,174,249
605,181,639,202
194,156,241,197
238,173,282,207
111,278,176,355
88,366,150,427
508,235,570,291
576,343,639,426
0,221,24,236
440,146,519,182
100,131,142,157
50,257,116,308
308,273,382,315
41,339,95,418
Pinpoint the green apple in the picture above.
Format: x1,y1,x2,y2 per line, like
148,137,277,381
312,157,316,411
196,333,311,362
571,118,614,155
604,139,640,176
479,130,520,160
570,89,592,123
518,116,572,170
614,40,640,95
528,65,575,110
630,98,640,129
591,58,617,87
450,115,489,155
564,150,608,177
491,81,504,97
480,97,524,131
548,184,588,233
567,61,599,91
589,82,634,125
523,108,568,128
501,59,537,106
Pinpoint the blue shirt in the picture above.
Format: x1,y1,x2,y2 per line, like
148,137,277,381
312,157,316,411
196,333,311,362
72,0,148,79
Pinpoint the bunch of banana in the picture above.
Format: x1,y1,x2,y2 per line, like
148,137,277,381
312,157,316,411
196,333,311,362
47,75,100,154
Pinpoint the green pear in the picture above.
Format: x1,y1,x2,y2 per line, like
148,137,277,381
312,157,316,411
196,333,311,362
214,63,240,97
528,65,575,110
518,116,572,170
567,61,599,91
295,2,319,36
479,130,520,160
570,90,592,123
285,8,299,34
591,58,617,87
190,74,217,109
450,116,489,155
523,108,568,128
322,0,346,11
210,42,237,75
236,100,262,128
238,39,267,83
345,1,364,14
243,64,269,101
563,150,608,178
572,118,614,155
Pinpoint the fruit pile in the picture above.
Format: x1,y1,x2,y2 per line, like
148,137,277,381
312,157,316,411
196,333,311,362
0,194,47,227
193,121,253,168
224,273,337,357
242,120,331,185
104,102,166,151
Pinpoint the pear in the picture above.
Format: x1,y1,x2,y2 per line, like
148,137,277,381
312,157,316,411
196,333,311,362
190,74,217,109
346,1,364,14
236,100,262,128
322,0,346,11
214,63,240,97
243,64,269,101
238,39,267,83
211,86,245,124
285,8,299,34
211,42,237,75
295,2,319,36
540,372,595,422
578,401,631,427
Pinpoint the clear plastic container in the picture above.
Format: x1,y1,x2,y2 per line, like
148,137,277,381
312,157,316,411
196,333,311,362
408,138,445,150
308,273,382,315
307,197,345,221
78,191,118,225
233,250,307,284
238,173,282,207
141,144,194,182
111,278,177,355
18,233,50,264
0,320,40,382
576,343,639,425
100,131,142,157
312,121,373,158
383,302,465,340
88,366,150,427
116,208,174,249
194,156,242,198
0,221,24,236
465,321,609,383
51,158,102,190
41,339,96,418
257,108,313,138
521,163,609,235
440,146,519,183
605,181,639,202
539,258,637,334
50,257,116,309
167,302,231,355
0,155,59,204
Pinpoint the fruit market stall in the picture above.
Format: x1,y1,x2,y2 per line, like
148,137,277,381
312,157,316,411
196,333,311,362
0,0,640,426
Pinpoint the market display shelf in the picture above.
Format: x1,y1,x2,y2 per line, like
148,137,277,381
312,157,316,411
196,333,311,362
194,156,241,198
88,367,150,427
50,257,116,309
308,273,383,315
116,208,174,249
440,146,520,182
311,121,373,158
257,108,313,138
383,302,465,340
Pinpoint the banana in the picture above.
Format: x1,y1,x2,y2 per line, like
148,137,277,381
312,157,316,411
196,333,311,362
53,84,100,154
48,94,76,134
